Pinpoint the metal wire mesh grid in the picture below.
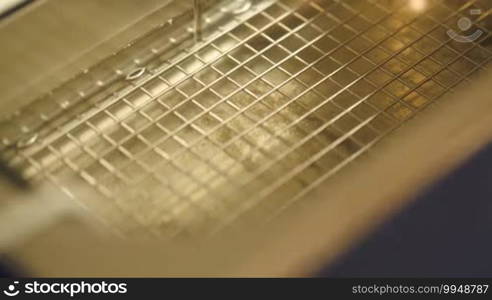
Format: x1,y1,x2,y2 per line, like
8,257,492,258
2,0,492,237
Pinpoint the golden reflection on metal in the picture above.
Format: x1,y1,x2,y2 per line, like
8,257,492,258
408,0,427,12
0,0,490,237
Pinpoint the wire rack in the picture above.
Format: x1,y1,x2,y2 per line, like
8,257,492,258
1,0,492,237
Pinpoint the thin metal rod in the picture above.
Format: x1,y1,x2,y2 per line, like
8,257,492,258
193,0,202,43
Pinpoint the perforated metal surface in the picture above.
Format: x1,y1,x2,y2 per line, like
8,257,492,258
1,0,491,237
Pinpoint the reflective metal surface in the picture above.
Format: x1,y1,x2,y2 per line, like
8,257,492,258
1,0,491,238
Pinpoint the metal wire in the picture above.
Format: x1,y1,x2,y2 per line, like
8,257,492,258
2,0,492,237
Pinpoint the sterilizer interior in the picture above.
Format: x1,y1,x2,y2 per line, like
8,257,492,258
1,0,491,238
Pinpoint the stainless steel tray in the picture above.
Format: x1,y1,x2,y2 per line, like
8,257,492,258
1,0,491,239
